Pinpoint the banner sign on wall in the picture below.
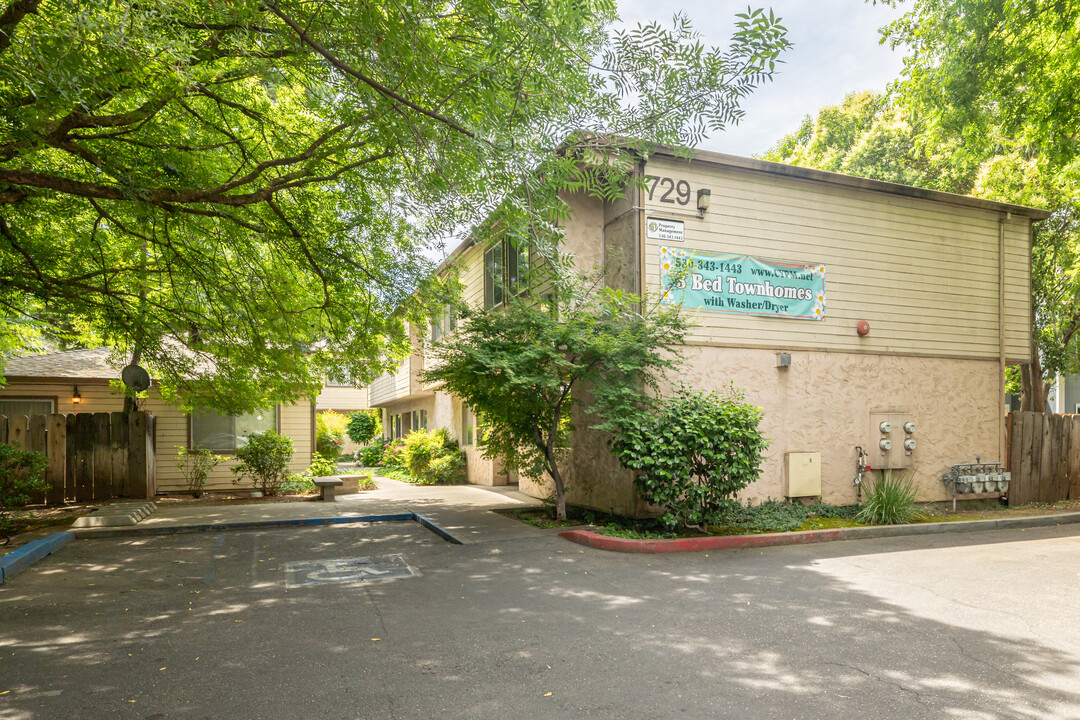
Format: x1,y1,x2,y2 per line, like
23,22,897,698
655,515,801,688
660,246,826,320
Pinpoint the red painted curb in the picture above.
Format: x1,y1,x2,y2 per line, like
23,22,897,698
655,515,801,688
558,527,850,554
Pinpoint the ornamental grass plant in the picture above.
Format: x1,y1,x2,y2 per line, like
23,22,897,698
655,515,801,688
857,469,919,525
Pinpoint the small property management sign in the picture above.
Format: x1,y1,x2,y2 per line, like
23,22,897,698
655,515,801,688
660,246,826,320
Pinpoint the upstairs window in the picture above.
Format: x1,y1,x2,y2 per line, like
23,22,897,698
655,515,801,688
484,238,529,308
430,307,458,343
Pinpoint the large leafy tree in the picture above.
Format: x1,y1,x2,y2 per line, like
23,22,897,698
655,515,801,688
873,0,1080,411
0,0,789,411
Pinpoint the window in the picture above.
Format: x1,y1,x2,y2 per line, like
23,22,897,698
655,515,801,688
0,398,55,416
191,408,276,452
484,243,504,308
431,307,458,342
411,411,419,432
420,409,428,429
484,237,531,309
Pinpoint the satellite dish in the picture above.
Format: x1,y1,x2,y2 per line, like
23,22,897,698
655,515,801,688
121,363,152,392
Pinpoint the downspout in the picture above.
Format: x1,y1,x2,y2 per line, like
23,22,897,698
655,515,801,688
637,156,646,297
999,213,1011,462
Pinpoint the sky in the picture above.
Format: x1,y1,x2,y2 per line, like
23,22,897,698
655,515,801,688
616,0,908,157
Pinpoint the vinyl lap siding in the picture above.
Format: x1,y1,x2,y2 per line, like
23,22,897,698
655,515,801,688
642,157,1033,361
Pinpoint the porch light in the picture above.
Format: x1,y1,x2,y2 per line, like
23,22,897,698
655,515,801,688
72,386,82,404
696,188,712,218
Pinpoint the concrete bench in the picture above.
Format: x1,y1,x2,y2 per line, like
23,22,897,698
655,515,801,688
312,476,344,501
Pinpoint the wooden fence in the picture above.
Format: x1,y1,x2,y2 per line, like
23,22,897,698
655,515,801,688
0,411,156,505
1007,411,1080,506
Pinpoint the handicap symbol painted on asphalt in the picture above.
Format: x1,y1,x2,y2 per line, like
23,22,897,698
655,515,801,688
282,553,419,588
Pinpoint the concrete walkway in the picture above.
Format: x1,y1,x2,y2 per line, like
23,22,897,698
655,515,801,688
71,475,546,544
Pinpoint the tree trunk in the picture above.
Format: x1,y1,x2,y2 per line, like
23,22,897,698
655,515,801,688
1020,363,1032,411
1030,350,1047,413
549,463,567,522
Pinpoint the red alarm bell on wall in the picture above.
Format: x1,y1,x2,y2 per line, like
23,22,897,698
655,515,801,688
856,320,870,336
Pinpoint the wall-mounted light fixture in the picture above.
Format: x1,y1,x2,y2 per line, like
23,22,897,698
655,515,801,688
696,188,712,218
72,386,82,405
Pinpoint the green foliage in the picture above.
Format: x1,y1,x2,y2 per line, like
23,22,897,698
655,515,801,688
280,474,317,495
380,438,408,470
315,411,349,460
401,429,466,485
358,438,391,467
231,431,294,496
346,410,381,445
0,0,789,412
0,443,48,538
422,271,688,519
175,446,226,498
610,385,768,531
713,500,860,534
308,455,338,478
857,470,919,526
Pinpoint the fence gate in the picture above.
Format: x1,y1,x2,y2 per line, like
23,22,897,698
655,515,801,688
0,411,156,505
1007,411,1080,506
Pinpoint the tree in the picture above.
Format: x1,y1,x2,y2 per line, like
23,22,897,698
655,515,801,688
0,0,790,413
421,272,688,520
346,410,380,446
874,0,1080,411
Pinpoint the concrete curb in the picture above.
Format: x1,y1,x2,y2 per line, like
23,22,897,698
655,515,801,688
70,512,464,545
0,532,74,583
559,511,1080,554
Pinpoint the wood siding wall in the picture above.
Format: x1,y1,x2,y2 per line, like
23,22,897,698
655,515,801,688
369,324,431,407
642,157,1032,361
0,380,312,494
315,385,370,411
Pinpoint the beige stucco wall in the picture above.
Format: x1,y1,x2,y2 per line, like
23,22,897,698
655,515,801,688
515,347,1000,512
0,378,314,494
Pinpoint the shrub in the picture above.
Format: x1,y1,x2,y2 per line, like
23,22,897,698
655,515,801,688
308,454,337,477
315,410,349,459
358,438,391,466
401,429,466,484
857,469,918,525
347,410,381,445
176,446,227,498
0,443,48,539
611,385,769,531
280,473,317,495
380,437,408,470
425,451,467,485
713,500,861,533
231,430,294,496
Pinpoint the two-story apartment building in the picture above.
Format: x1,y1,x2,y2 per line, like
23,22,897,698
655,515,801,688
369,146,1048,516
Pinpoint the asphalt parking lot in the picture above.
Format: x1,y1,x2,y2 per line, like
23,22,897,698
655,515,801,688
3,521,1080,719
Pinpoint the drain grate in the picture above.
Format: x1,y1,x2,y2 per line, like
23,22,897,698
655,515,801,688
282,553,419,588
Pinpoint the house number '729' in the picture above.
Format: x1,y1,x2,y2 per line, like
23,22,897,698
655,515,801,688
645,176,692,205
